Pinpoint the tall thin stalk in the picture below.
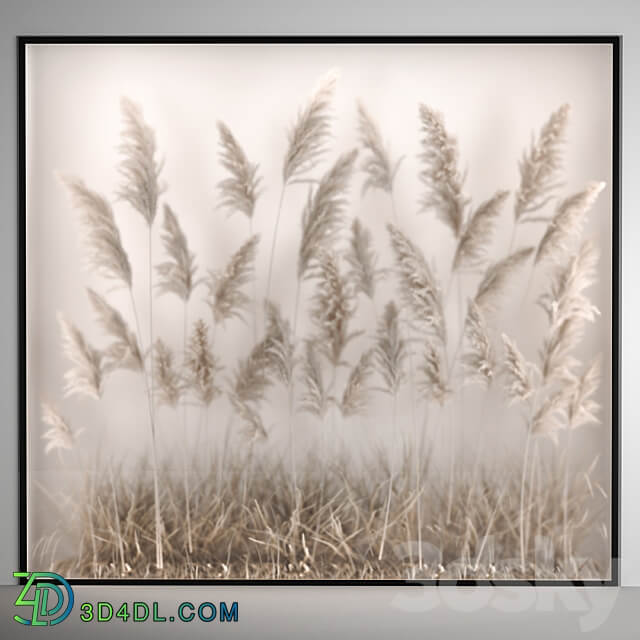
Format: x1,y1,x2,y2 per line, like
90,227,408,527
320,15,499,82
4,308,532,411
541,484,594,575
182,302,193,554
525,438,539,562
563,426,575,571
249,218,258,342
148,226,162,567
107,459,126,575
406,346,422,567
312,363,337,558
264,300,296,499
446,402,456,525
266,186,286,303
128,290,163,569
501,332,537,575
378,393,397,560
389,199,425,566
519,428,533,574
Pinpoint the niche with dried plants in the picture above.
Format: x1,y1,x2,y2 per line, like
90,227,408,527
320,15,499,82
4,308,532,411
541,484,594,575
34,70,611,581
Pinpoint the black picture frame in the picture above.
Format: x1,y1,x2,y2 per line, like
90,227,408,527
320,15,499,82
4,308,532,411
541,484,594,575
17,35,621,587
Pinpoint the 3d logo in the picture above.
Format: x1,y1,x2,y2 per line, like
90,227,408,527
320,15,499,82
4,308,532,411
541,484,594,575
13,572,74,626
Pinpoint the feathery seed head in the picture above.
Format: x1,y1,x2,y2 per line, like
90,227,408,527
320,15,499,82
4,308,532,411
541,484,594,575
298,339,329,419
387,223,446,347
229,334,275,440
154,339,183,408
474,247,534,315
417,344,450,405
41,403,82,454
530,389,568,442
207,234,259,326
264,300,295,387
539,240,600,331
340,349,374,417
185,319,221,406
357,101,402,195
283,69,339,184
58,313,104,400
298,149,358,279
567,357,602,430
117,97,163,226
418,103,469,237
501,333,536,404
156,204,197,302
86,288,143,372
538,240,600,384
309,251,359,368
60,176,132,288
453,190,509,271
217,121,262,220
462,302,495,388
230,337,273,412
535,181,605,264
515,103,570,221
345,218,383,300
374,301,407,395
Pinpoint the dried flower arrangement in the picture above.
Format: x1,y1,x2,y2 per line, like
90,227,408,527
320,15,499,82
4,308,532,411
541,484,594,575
37,70,609,582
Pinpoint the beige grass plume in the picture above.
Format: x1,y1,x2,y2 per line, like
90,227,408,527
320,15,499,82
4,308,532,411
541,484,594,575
156,204,197,302
207,234,259,326
60,176,132,288
501,333,536,404
345,218,383,300
185,319,221,406
117,97,163,226
515,104,570,222
417,344,450,405
58,313,104,400
298,150,358,279
373,301,407,395
387,223,446,347
233,401,268,441
264,300,295,387
357,101,402,195
474,247,534,315
41,403,82,454
530,389,568,441
230,340,270,405
418,103,469,238
217,121,262,220
230,302,294,424
540,319,586,386
462,301,495,388
567,357,602,430
309,251,360,368
340,349,374,417
154,338,183,408
535,182,605,264
86,288,143,372
298,339,329,419
539,240,600,332
283,69,339,184
453,190,509,271
230,336,273,437
538,240,600,384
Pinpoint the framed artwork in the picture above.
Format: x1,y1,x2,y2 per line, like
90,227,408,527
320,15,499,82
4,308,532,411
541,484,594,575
19,36,620,585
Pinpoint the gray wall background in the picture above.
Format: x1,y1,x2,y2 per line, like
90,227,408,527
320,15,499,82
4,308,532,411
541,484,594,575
0,0,637,637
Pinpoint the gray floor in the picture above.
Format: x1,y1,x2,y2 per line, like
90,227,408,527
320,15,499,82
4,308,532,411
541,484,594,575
0,585,637,638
